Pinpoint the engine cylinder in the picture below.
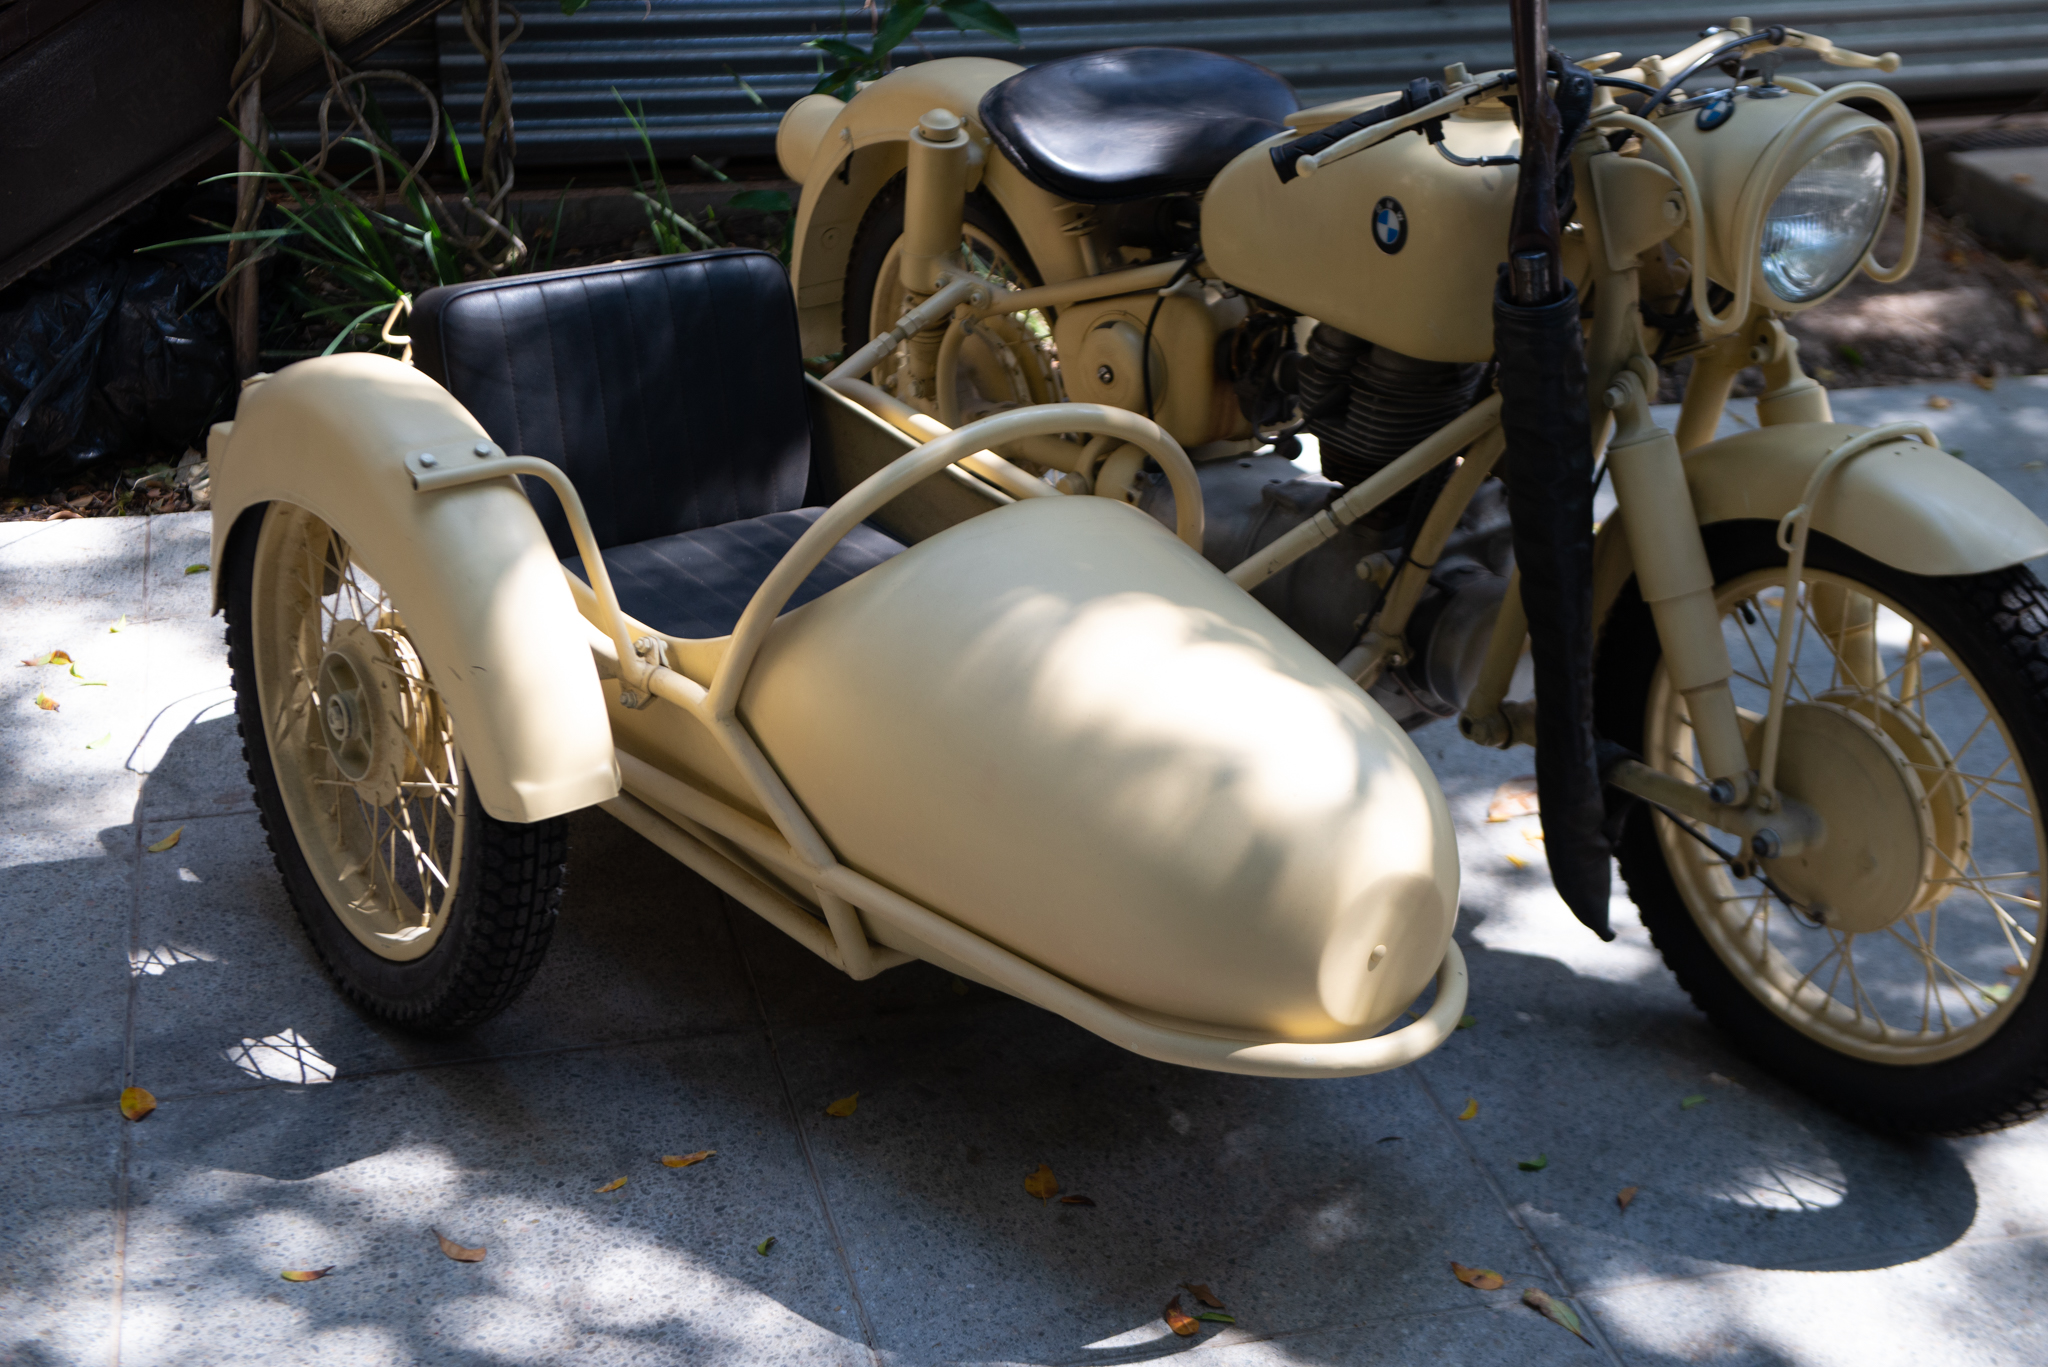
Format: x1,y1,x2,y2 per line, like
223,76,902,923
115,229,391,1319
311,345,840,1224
1299,326,1485,493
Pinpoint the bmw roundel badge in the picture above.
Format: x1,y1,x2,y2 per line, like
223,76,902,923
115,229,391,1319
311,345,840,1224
1372,197,1408,254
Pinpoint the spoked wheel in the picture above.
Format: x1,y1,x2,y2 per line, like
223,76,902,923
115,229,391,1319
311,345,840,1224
1598,521,2048,1134
225,503,567,1033
843,173,1059,430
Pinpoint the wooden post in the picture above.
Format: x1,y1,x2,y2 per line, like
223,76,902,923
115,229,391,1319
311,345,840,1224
233,0,264,378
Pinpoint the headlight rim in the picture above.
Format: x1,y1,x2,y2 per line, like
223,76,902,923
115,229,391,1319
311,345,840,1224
1751,121,1900,312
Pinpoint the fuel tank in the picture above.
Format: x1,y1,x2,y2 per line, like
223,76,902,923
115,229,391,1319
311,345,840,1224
1202,98,1524,363
740,494,1459,1043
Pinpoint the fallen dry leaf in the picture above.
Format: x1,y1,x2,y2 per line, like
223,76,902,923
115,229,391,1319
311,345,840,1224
1617,1185,1640,1213
1197,1312,1236,1324
756,1236,776,1256
1522,1287,1589,1342
1518,1153,1548,1171
280,1267,334,1282
1182,1282,1224,1309
432,1230,485,1263
34,692,58,712
1927,394,1953,410
1680,1094,1708,1110
1061,1195,1096,1207
1452,1261,1505,1290
1972,374,1998,392
1024,1163,1059,1201
146,828,183,853
1163,1296,1200,1337
70,665,106,686
1457,1097,1478,1121
825,1091,859,1117
86,732,111,750
662,1150,715,1168
594,1176,627,1194
119,1086,156,1121
109,615,128,633
1487,776,1540,822
184,563,210,575
23,650,74,666
1457,1013,1477,1029
1505,854,1528,870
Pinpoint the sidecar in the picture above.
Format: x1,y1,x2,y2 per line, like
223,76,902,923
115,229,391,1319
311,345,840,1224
206,248,1464,1076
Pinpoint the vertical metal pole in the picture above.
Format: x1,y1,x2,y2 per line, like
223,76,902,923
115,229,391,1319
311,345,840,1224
233,0,264,378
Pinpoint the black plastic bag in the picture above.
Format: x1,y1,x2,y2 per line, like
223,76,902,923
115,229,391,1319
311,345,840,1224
0,238,232,492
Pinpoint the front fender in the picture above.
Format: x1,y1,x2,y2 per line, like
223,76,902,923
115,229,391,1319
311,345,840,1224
1595,421,2048,624
210,354,619,824
784,57,1087,357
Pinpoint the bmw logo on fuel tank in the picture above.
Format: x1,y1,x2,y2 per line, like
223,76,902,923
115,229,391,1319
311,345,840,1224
1372,197,1408,254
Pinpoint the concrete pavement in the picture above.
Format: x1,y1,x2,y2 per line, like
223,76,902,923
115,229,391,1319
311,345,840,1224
4,379,2048,1366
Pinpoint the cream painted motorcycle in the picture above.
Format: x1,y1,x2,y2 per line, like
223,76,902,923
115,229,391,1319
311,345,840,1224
777,13,2048,1133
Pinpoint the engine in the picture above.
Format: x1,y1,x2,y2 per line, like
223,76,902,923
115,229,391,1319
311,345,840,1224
1136,323,1516,728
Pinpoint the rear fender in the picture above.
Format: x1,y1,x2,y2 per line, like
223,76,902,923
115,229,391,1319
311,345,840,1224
785,57,1087,356
209,354,619,824
1594,421,2048,624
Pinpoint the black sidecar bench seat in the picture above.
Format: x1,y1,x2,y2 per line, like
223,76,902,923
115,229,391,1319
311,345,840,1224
979,46,1297,205
412,249,903,640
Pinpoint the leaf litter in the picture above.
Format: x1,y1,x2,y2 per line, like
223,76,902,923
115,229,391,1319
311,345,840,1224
1518,1153,1548,1171
594,1176,627,1194
432,1230,485,1263
1024,1163,1059,1201
1163,1296,1200,1337
1522,1287,1589,1342
146,828,183,853
21,650,72,667
118,1086,156,1121
281,1267,335,1282
1487,777,1540,822
1060,1194,1095,1206
1182,1282,1224,1308
1451,1261,1505,1290
756,1236,776,1256
825,1091,859,1117
662,1151,715,1168
1617,1185,1640,1212
1680,1094,1708,1110
1457,1097,1479,1121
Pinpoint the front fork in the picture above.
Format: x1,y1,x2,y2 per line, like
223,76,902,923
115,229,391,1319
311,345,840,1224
1463,310,1836,853
898,108,972,398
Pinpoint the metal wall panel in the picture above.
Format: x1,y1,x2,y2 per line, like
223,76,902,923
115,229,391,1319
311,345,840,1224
425,0,2048,167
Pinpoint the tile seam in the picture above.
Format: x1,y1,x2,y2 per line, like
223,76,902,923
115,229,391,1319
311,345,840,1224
1409,1055,1631,1367
723,896,882,1363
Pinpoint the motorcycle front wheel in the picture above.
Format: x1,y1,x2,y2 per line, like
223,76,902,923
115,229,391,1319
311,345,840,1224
1597,520,2048,1135
224,503,567,1033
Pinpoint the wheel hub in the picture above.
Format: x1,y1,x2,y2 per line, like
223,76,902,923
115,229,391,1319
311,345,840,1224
314,618,428,808
1758,701,1938,934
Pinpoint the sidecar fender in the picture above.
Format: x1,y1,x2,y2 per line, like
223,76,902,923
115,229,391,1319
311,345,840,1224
1595,421,2048,622
784,58,1088,357
209,354,619,824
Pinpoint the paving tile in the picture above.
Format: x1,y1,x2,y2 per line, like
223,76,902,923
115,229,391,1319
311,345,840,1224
757,967,1537,1367
128,808,760,1099
1587,1233,2048,1366
0,826,136,1115
0,1108,123,1365
142,511,218,623
118,1035,868,1366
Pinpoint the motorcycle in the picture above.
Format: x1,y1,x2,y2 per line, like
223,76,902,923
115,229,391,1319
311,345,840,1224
774,11,2048,1133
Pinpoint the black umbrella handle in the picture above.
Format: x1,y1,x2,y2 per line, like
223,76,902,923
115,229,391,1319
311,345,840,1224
1507,0,1562,305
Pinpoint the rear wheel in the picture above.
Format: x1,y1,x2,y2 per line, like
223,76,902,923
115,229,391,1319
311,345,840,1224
225,503,567,1033
1597,521,2048,1134
842,172,1058,426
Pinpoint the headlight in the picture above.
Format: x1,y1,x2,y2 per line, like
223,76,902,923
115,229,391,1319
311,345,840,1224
1758,130,1891,304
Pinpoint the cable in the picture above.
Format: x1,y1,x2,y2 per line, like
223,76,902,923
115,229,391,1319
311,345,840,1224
1142,250,1202,421
1638,27,1786,119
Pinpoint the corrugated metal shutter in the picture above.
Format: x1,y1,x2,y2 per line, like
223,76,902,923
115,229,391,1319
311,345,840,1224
295,0,2048,166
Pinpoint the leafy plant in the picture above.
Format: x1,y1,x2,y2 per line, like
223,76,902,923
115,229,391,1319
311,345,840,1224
615,92,795,264
808,0,1020,99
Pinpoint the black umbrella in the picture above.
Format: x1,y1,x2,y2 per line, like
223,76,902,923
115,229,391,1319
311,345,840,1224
1494,0,1612,938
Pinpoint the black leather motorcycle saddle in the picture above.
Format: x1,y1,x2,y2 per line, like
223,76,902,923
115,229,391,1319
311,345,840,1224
979,47,1297,204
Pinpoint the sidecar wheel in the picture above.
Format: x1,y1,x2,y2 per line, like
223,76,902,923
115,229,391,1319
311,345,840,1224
1596,521,2048,1135
224,503,567,1034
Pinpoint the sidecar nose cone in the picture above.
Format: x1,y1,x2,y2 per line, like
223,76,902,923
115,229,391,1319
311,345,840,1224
742,496,1458,1043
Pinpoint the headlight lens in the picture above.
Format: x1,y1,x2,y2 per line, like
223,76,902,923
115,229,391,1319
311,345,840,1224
1758,130,1891,303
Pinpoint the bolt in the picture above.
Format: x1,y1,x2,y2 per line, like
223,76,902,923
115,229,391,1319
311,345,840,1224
1096,364,1116,386
616,690,640,709
1705,778,1737,806
1752,829,1781,860
473,440,493,457
417,453,438,468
